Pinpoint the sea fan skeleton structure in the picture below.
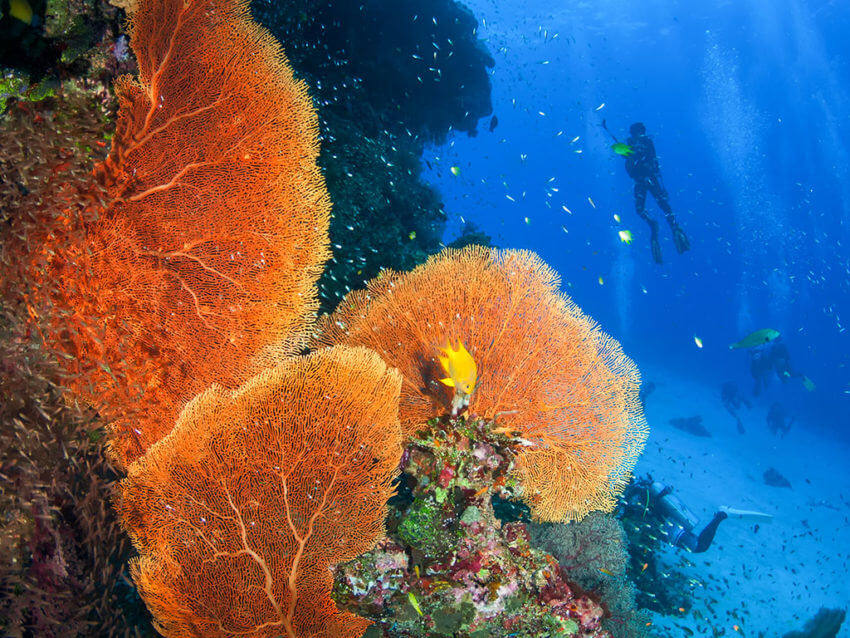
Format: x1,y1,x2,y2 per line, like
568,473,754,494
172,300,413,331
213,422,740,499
317,246,648,521
17,0,331,467
117,347,403,638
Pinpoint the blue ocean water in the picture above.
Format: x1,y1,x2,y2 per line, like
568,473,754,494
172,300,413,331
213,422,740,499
424,0,850,634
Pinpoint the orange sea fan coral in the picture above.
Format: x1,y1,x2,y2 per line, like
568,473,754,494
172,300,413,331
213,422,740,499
316,245,648,522
20,0,330,468
116,346,402,638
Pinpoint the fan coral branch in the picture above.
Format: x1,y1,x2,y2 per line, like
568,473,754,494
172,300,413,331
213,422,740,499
12,0,331,468
116,346,403,638
316,245,648,522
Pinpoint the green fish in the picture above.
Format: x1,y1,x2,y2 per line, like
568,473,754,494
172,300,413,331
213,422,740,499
407,591,423,616
612,143,634,157
729,328,780,350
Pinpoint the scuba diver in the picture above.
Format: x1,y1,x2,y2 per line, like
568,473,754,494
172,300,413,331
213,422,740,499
749,338,812,396
608,122,690,264
721,381,751,434
766,402,794,437
619,475,771,553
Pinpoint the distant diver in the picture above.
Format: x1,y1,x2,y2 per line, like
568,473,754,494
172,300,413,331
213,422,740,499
748,337,814,396
619,476,770,553
766,401,793,437
720,381,750,434
605,120,690,263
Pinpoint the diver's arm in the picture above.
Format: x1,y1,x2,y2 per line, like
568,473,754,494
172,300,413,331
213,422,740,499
693,511,728,552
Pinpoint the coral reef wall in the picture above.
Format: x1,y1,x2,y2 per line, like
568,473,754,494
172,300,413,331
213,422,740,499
0,0,130,86
250,0,494,309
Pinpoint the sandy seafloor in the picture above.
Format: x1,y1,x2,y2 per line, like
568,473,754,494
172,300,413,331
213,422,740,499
631,361,850,637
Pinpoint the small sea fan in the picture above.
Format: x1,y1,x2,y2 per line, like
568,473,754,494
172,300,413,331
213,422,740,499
116,346,403,638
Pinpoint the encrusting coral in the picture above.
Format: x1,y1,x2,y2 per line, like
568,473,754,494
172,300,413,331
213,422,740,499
116,346,403,638
11,0,331,468
317,245,648,522
333,416,611,637
530,514,650,638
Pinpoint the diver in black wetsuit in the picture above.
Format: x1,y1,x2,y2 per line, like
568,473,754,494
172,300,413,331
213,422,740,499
623,122,690,264
620,476,728,553
750,339,804,396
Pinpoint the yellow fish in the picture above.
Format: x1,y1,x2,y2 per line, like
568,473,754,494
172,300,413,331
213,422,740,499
10,0,35,24
450,166,461,176
611,142,634,157
407,591,423,616
618,229,633,244
801,376,816,392
438,341,478,413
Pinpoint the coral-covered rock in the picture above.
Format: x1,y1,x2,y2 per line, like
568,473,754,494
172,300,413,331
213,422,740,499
530,514,650,637
332,417,611,638
0,0,132,85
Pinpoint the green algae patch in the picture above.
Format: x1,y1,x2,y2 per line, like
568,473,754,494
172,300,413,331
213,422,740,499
397,497,441,550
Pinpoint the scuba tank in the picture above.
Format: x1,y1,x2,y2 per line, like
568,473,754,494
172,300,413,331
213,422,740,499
649,482,699,531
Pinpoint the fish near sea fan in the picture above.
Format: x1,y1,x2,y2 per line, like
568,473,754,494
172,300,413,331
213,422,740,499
316,245,648,522
116,346,403,638
21,0,330,468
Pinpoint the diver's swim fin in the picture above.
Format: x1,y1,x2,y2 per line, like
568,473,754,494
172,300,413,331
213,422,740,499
650,233,663,264
718,506,774,523
672,225,690,254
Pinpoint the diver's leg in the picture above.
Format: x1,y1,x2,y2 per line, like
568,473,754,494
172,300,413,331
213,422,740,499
634,180,649,220
634,181,662,263
667,511,728,553
649,178,689,253
647,177,673,218
693,511,728,553
777,359,803,381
